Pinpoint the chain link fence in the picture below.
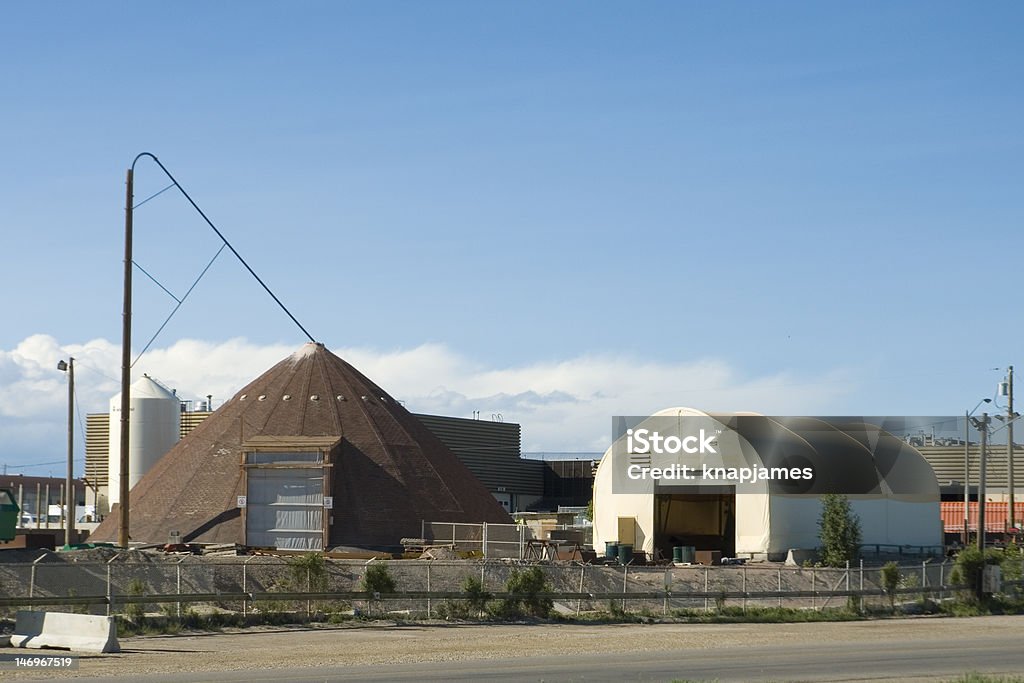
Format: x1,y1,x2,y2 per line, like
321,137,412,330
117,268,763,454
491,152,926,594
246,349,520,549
0,548,983,620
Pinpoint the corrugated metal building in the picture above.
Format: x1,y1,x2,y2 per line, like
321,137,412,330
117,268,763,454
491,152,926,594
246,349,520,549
414,414,542,512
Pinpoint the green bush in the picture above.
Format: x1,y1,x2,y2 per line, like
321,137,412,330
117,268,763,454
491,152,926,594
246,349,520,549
287,552,329,592
818,494,862,567
361,563,397,594
493,567,553,619
952,545,1003,600
880,562,900,610
124,578,147,622
463,575,492,616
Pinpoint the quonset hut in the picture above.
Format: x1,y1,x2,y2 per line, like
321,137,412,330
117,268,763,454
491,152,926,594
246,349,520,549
91,343,512,550
592,407,942,561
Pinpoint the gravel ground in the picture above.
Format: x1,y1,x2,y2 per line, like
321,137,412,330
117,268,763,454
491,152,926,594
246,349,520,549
3,614,1023,680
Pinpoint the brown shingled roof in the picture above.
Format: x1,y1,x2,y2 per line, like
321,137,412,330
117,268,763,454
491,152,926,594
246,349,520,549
90,343,512,548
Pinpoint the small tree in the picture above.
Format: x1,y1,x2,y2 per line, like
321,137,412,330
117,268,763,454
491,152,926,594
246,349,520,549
462,575,492,617
818,494,862,567
361,562,397,617
880,561,900,611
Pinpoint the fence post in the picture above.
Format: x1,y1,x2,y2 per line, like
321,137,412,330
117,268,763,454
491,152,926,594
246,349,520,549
576,564,585,617
742,566,747,612
30,553,48,598
704,566,709,612
663,569,670,615
426,562,432,619
921,561,927,595
242,557,248,617
106,552,121,617
307,565,311,618
621,563,628,613
846,560,850,597
778,567,783,608
176,559,182,618
811,567,816,611
482,523,488,559
939,560,945,602
519,524,525,560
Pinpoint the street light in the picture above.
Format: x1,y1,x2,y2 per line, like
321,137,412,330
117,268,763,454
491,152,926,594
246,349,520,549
965,399,992,545
57,357,74,547
970,412,991,550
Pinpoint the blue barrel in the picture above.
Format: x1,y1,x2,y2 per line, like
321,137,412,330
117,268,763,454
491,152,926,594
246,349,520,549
672,546,683,563
680,546,696,564
605,541,619,559
618,543,633,565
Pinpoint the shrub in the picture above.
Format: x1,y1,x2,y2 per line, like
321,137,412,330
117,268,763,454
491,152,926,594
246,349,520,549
361,562,396,616
818,494,862,567
493,567,553,619
953,545,1004,600
287,552,329,592
463,575,491,616
361,563,397,594
880,561,900,610
124,578,147,622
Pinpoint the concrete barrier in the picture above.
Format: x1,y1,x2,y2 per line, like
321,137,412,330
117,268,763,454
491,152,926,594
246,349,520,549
8,610,119,653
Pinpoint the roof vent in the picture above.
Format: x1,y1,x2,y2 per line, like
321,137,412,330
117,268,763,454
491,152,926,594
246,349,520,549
283,394,292,401
258,395,267,401
310,394,319,401
240,394,247,401
361,395,369,401
336,395,346,401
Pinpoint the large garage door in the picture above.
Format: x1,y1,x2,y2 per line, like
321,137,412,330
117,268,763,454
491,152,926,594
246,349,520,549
246,468,324,550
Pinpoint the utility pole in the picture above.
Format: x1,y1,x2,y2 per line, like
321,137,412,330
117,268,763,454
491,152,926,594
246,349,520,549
977,412,991,551
119,167,133,548
1008,365,1015,531
964,409,971,545
58,358,75,545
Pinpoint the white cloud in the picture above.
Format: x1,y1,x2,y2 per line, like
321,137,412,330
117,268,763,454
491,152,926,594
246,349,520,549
0,335,858,471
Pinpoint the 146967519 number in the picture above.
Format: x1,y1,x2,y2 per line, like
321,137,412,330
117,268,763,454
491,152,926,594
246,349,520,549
0,654,79,669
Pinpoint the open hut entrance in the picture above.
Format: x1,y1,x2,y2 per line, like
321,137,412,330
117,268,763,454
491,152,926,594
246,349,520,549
654,490,735,560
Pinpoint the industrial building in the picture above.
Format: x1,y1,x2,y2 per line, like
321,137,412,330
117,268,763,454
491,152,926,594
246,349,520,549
89,343,511,549
414,414,542,512
593,408,942,562
87,408,540,516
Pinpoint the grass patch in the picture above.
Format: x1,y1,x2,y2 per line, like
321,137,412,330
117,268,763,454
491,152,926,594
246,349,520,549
948,674,1024,683
669,606,866,624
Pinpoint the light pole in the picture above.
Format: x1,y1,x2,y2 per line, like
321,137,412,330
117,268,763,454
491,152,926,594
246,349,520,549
965,398,991,545
57,357,74,547
970,412,993,551
1007,366,1015,531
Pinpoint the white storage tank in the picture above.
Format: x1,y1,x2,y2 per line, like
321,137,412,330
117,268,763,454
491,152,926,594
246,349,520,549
108,375,181,507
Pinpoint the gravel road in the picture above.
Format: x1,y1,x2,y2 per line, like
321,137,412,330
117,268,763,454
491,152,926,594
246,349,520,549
4,615,1023,681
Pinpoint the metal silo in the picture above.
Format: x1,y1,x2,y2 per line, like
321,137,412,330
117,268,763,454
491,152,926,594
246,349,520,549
107,375,181,507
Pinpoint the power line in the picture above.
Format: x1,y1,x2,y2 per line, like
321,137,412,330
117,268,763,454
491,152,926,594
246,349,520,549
132,243,227,367
132,153,316,345
132,183,174,210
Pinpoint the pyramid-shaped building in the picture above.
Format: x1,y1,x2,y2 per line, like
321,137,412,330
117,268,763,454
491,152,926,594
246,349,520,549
91,343,512,549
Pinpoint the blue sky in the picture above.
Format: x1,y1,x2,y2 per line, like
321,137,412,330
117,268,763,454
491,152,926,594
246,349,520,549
1,3,1022,472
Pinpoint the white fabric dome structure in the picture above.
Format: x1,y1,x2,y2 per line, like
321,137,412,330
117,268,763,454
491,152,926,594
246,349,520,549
592,408,942,561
